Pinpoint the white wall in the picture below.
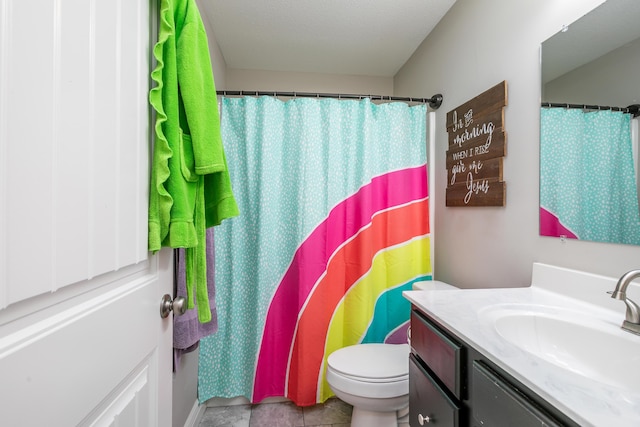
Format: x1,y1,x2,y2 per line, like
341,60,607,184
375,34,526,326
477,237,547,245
395,0,640,289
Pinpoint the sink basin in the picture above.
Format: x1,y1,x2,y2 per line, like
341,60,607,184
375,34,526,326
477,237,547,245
481,304,640,392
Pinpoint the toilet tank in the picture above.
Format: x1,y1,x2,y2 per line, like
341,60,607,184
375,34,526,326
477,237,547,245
412,280,457,291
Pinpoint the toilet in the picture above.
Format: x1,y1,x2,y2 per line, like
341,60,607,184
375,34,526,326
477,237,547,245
326,343,409,427
325,280,456,427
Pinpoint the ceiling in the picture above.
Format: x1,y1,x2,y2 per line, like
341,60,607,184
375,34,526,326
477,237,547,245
198,0,457,77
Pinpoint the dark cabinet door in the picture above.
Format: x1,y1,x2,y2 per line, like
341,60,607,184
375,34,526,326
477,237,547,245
411,310,463,398
410,354,461,427
471,361,565,427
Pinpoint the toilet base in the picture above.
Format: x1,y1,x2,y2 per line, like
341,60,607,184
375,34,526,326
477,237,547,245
397,405,409,424
351,406,399,427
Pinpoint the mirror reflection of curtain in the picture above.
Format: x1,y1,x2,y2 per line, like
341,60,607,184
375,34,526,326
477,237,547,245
198,96,432,406
540,107,640,245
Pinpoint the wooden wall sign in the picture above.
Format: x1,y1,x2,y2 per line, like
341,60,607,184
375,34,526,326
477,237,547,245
445,81,507,206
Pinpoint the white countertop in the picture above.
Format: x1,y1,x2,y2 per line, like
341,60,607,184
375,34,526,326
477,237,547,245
403,263,640,427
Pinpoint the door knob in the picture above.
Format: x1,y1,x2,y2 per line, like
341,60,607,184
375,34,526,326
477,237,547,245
160,294,187,318
418,414,432,425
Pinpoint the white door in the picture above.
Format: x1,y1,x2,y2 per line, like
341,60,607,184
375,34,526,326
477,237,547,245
0,0,173,426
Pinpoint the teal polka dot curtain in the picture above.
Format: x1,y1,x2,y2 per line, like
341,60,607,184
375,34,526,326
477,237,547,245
540,107,640,245
198,96,431,406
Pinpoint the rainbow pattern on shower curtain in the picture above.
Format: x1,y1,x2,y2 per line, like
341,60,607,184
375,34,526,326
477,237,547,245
253,166,430,405
198,96,430,407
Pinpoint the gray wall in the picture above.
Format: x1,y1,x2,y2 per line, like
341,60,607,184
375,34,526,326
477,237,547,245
224,68,393,95
544,36,640,106
394,0,640,288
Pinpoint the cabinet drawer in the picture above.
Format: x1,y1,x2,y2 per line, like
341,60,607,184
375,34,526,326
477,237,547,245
410,354,460,427
411,310,463,398
472,361,564,427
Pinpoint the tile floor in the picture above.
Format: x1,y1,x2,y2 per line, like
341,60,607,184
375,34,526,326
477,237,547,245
198,398,352,427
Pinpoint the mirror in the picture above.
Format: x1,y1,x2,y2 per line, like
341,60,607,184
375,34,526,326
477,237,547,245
540,0,640,245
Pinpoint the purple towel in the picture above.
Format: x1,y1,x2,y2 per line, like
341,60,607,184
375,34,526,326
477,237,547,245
174,227,218,369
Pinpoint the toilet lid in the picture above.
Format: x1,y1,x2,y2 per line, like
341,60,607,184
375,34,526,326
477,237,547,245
327,343,409,381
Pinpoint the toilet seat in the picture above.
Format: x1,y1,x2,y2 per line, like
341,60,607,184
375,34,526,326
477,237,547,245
326,343,409,398
328,343,409,380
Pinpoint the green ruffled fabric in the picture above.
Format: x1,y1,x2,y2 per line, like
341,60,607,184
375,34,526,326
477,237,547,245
148,0,173,251
148,0,239,322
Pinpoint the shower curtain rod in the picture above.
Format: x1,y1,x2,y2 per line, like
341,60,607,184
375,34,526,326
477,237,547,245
217,90,444,109
542,102,640,117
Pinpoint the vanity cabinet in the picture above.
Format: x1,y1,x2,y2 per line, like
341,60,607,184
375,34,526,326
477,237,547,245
409,354,461,426
409,307,580,427
471,361,565,427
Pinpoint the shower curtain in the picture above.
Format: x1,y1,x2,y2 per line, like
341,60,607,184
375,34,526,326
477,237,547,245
198,96,431,406
540,107,640,245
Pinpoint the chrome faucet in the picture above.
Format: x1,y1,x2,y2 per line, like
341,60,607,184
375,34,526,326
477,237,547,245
610,270,640,335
